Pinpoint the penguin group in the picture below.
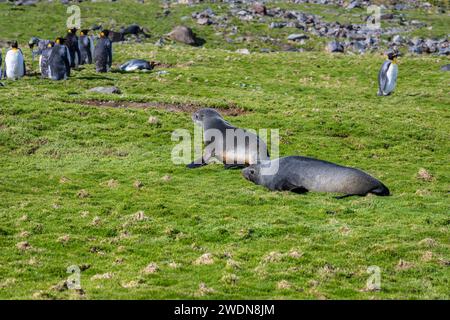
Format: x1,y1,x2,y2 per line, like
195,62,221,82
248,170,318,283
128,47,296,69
1,27,114,81
2,25,399,97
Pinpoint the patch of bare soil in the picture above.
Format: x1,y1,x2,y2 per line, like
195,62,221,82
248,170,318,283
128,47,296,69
75,100,248,116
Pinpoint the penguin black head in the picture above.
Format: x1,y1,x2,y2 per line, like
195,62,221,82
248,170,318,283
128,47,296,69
68,27,78,34
387,49,400,61
28,37,39,49
11,41,19,49
100,30,110,38
80,29,90,36
55,37,65,45
47,41,55,48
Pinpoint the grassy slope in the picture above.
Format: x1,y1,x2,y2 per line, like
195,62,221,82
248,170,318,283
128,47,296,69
0,1,449,299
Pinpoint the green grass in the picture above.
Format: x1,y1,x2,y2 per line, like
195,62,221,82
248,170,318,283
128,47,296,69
0,1,449,300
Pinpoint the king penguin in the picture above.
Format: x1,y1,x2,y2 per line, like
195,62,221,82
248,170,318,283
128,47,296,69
378,49,399,96
4,41,26,80
65,28,81,68
78,29,94,65
94,30,113,73
48,37,71,81
40,41,54,79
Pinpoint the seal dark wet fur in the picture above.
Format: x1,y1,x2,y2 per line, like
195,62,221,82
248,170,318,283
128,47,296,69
242,156,389,198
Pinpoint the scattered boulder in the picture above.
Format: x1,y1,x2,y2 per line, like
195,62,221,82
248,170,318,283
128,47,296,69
287,34,309,42
252,3,267,15
88,86,121,94
440,64,450,71
167,26,198,45
326,41,344,53
235,48,250,55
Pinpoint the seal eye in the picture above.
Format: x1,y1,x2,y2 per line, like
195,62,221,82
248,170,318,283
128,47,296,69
249,169,255,175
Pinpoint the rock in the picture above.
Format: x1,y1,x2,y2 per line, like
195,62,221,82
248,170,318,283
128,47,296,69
197,17,212,25
269,22,286,29
326,41,344,53
194,253,214,265
346,1,362,10
392,35,404,45
167,26,198,45
416,168,433,182
440,64,450,71
409,45,423,54
235,48,250,55
252,3,267,15
148,116,159,124
88,86,121,94
287,34,309,41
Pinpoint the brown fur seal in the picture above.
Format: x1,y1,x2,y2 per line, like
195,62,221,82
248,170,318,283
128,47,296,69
187,108,270,169
242,156,389,198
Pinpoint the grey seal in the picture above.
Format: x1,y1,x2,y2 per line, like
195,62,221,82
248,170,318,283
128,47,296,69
242,156,389,199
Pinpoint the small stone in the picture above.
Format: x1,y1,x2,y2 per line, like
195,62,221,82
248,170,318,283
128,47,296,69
91,272,113,280
105,179,119,188
419,238,437,247
326,41,344,53
133,210,148,221
417,168,433,182
263,251,282,263
133,180,144,189
396,259,414,271
421,251,433,262
77,189,90,198
197,282,215,295
235,48,250,55
221,273,239,285
162,175,171,182
277,280,291,290
91,216,101,226
288,250,303,259
58,235,70,244
287,34,309,41
194,253,214,265
59,176,70,184
88,86,121,94
16,241,31,251
148,116,159,124
143,263,159,274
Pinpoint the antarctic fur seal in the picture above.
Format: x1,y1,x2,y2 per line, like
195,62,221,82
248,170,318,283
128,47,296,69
187,108,270,169
242,156,389,198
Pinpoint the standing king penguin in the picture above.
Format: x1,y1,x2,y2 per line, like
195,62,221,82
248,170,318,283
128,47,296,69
4,41,26,80
40,41,54,79
65,28,81,68
377,50,399,96
78,29,94,65
48,37,71,81
94,30,112,73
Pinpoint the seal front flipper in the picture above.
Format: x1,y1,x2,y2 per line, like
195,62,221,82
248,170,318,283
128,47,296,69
224,164,246,170
334,194,363,200
187,157,207,169
281,181,308,194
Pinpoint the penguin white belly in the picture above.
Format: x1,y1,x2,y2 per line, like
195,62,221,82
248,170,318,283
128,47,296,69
385,63,398,94
125,65,139,71
5,50,24,80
